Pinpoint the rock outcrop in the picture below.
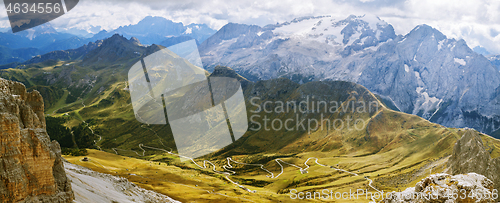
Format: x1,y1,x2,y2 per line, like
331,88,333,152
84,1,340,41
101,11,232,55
447,129,500,192
0,78,74,202
381,173,496,203
65,162,179,203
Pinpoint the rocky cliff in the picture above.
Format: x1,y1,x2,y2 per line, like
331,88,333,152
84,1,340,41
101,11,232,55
0,78,74,202
447,129,500,192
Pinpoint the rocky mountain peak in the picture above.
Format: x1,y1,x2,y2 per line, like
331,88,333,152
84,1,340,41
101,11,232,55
144,44,165,57
0,78,74,202
271,15,396,47
140,16,174,24
488,54,500,71
210,65,241,78
210,23,262,43
342,14,389,30
406,24,446,40
82,34,146,65
31,23,58,34
129,37,142,46
209,66,250,88
113,16,186,40
135,16,184,30
447,129,500,191
103,34,129,45
16,23,58,40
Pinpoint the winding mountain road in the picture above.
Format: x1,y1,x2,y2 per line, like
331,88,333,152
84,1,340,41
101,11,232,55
105,127,382,200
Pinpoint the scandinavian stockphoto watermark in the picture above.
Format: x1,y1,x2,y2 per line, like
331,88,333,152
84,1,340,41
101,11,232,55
128,40,248,161
290,188,499,201
290,189,385,201
248,96,379,133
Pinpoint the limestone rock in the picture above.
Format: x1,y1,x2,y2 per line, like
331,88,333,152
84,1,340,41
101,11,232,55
0,78,74,202
382,173,496,203
447,129,500,192
64,162,180,203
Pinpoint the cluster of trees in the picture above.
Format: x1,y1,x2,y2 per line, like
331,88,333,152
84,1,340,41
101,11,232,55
61,148,88,156
45,116,98,155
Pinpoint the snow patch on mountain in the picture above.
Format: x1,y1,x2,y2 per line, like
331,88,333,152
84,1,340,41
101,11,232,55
454,58,466,66
437,39,445,50
413,87,442,116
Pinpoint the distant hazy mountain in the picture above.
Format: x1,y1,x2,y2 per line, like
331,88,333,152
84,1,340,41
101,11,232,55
159,36,199,48
0,24,88,53
199,14,500,135
23,41,102,65
473,46,491,56
88,16,216,45
0,16,216,66
56,25,103,38
0,45,42,65
489,55,500,72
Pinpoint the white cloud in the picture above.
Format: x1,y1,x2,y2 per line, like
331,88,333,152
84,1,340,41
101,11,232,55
385,0,500,54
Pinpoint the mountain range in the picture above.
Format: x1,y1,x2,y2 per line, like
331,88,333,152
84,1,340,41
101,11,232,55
0,16,216,66
199,14,500,135
88,16,216,45
2,14,500,136
1,28,500,202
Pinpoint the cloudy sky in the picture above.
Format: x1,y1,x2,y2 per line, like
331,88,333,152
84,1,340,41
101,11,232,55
1,0,500,54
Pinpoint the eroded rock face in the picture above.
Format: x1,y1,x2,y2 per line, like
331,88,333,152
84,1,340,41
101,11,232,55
0,78,74,203
448,129,500,192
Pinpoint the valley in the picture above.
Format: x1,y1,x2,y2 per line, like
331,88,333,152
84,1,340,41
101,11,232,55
29,58,496,202
63,125,499,202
